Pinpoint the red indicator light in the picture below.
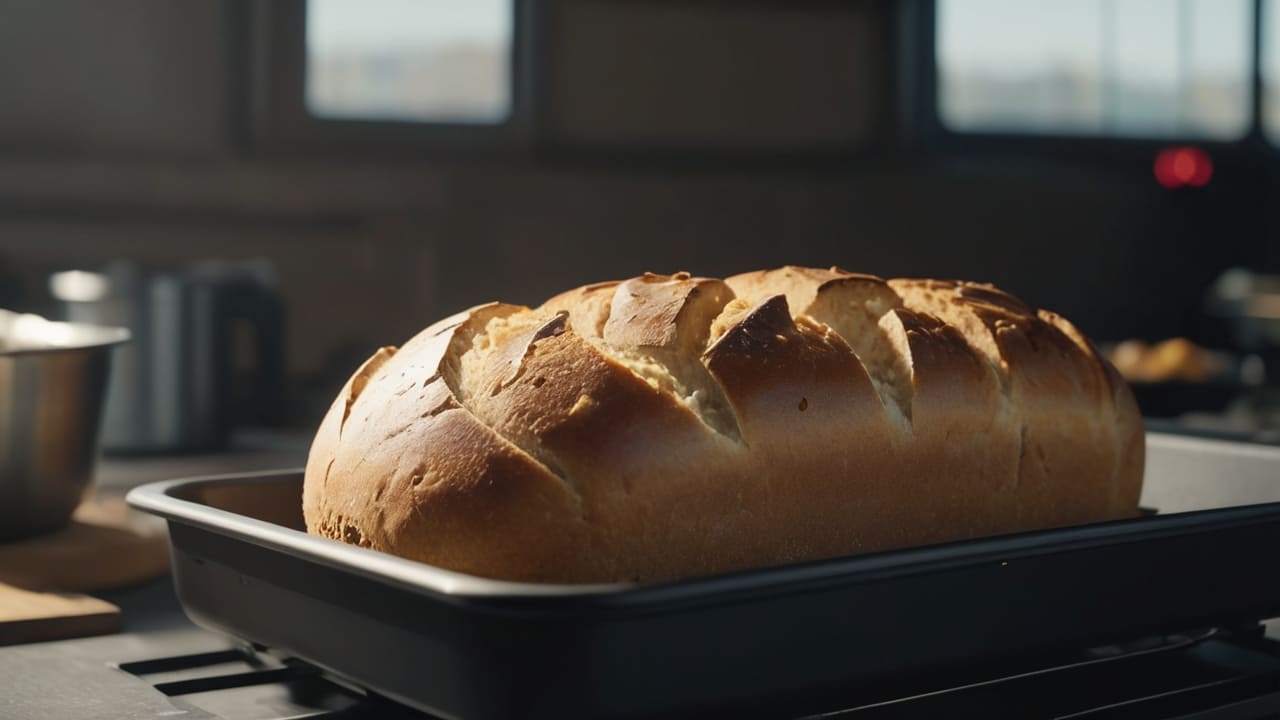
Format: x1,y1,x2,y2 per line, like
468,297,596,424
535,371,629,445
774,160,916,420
1154,146,1213,189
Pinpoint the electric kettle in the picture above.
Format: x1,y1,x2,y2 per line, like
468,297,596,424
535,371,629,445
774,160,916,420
52,260,284,453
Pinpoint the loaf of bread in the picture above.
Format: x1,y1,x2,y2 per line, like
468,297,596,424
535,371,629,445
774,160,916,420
303,267,1144,583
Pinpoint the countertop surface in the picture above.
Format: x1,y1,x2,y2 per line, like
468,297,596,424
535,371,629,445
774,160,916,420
1,431,313,719
4,430,1280,720
95,429,311,494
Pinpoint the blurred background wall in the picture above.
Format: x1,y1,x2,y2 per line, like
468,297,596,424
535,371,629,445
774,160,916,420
0,0,1274,424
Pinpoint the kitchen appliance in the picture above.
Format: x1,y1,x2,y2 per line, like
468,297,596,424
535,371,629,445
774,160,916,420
52,261,285,453
0,310,128,540
124,434,1280,719
1210,269,1280,352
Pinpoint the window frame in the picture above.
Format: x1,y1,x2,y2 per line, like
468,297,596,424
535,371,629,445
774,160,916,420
906,0,1272,162
245,0,538,156
245,0,906,168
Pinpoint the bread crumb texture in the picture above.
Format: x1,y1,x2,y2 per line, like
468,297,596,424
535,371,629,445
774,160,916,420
302,267,1144,584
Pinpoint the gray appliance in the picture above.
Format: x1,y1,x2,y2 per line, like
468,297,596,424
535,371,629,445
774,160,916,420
53,260,284,453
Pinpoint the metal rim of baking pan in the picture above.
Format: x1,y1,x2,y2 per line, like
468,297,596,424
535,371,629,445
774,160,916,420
128,468,1280,614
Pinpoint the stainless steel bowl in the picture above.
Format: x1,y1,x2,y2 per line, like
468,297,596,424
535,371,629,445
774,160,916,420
0,310,129,540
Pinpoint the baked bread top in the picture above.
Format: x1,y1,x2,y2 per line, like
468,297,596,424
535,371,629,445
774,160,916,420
303,267,1143,583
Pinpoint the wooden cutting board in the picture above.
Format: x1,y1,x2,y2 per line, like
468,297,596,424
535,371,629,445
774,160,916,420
0,494,166,645
0,495,169,593
0,582,121,646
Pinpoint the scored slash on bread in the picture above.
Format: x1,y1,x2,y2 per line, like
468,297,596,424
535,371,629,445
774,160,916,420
304,266,1144,584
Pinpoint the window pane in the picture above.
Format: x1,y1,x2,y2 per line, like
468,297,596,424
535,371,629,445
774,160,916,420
306,0,513,124
1109,0,1178,136
1183,0,1251,138
1264,0,1280,142
937,0,1251,140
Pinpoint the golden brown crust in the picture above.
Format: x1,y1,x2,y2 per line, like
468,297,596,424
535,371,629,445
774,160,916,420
302,308,596,581
1037,309,1145,517
881,308,1020,538
889,279,1125,527
725,266,889,319
304,268,1145,583
703,294,910,559
539,280,619,340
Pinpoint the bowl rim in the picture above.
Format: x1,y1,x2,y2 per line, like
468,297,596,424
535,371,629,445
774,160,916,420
0,321,130,356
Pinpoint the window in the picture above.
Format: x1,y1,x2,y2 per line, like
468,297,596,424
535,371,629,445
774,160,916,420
936,0,1252,140
305,0,513,125
1264,0,1280,142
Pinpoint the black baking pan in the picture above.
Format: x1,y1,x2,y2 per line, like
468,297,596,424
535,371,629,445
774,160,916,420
129,470,1280,719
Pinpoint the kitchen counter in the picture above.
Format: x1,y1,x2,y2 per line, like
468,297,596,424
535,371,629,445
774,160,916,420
95,429,311,495
1143,385,1280,446
5,431,1280,719
1,430,324,719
